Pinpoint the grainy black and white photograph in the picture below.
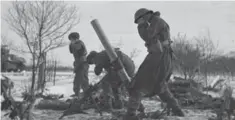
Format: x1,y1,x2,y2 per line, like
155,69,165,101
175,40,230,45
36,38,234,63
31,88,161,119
1,0,235,120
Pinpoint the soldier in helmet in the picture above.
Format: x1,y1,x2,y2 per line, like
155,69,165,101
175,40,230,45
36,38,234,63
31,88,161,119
68,32,89,97
87,48,136,111
123,8,184,120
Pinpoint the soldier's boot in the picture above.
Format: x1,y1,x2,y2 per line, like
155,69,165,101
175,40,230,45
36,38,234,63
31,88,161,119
159,87,185,117
162,99,184,117
137,102,145,112
171,106,184,117
167,97,184,116
104,96,114,112
71,91,80,98
137,102,146,117
123,107,141,120
112,93,124,109
123,105,145,120
123,91,142,120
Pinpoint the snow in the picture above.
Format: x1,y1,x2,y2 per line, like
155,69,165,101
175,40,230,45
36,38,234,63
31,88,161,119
208,75,221,88
1,72,235,120
44,86,73,97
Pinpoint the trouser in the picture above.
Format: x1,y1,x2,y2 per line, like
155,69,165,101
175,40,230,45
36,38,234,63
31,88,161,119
1,76,14,99
126,83,183,116
73,63,89,96
102,76,124,110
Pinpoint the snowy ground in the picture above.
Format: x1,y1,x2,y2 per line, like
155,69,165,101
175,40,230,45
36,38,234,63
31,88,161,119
1,72,235,120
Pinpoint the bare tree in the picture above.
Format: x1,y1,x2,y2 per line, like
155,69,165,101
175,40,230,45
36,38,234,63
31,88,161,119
115,38,124,49
1,34,26,53
98,44,104,51
5,1,79,91
194,30,217,88
4,1,79,119
195,30,216,61
129,48,141,60
1,35,13,47
172,33,202,80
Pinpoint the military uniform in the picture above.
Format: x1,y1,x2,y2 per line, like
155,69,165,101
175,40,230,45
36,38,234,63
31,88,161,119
1,46,10,72
88,49,135,110
1,75,14,100
69,40,89,96
124,9,184,119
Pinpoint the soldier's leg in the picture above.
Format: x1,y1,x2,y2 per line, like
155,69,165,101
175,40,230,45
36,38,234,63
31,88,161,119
81,63,89,91
158,86,184,116
112,86,124,109
73,72,81,96
138,102,145,113
123,89,143,120
102,80,114,111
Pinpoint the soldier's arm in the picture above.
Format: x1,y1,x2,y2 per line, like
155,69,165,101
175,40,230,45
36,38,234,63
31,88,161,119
94,52,106,76
74,42,83,51
69,44,73,53
137,22,149,41
94,65,103,76
79,40,87,55
147,16,165,39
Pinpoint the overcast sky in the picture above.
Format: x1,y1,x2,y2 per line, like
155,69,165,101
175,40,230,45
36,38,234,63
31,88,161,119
1,1,235,66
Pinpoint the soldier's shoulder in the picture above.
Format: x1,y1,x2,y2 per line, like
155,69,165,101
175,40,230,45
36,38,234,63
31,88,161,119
74,40,84,44
151,15,166,23
98,50,107,56
95,51,109,61
72,40,84,47
153,16,169,28
69,43,76,48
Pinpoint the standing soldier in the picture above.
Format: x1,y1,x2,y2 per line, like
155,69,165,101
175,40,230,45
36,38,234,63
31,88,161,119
1,75,14,100
1,45,10,72
87,48,136,111
123,8,184,120
68,32,89,97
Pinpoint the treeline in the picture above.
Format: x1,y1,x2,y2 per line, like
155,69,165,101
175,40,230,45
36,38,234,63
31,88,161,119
16,33,235,76
200,56,235,74
24,65,73,72
171,33,234,80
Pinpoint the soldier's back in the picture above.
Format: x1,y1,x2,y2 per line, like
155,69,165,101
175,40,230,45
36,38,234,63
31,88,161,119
96,49,135,77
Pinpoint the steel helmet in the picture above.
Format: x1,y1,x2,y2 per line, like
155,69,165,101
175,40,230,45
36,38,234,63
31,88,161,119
134,8,153,23
68,32,80,40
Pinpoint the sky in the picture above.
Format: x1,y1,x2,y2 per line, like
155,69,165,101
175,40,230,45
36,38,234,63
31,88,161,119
1,1,235,67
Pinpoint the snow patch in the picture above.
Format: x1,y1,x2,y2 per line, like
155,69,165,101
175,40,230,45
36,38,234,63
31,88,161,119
44,85,73,97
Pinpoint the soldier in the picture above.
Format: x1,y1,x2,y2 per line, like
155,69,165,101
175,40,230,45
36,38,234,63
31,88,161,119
1,75,14,100
68,32,89,97
123,8,184,120
1,45,10,72
87,48,135,111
